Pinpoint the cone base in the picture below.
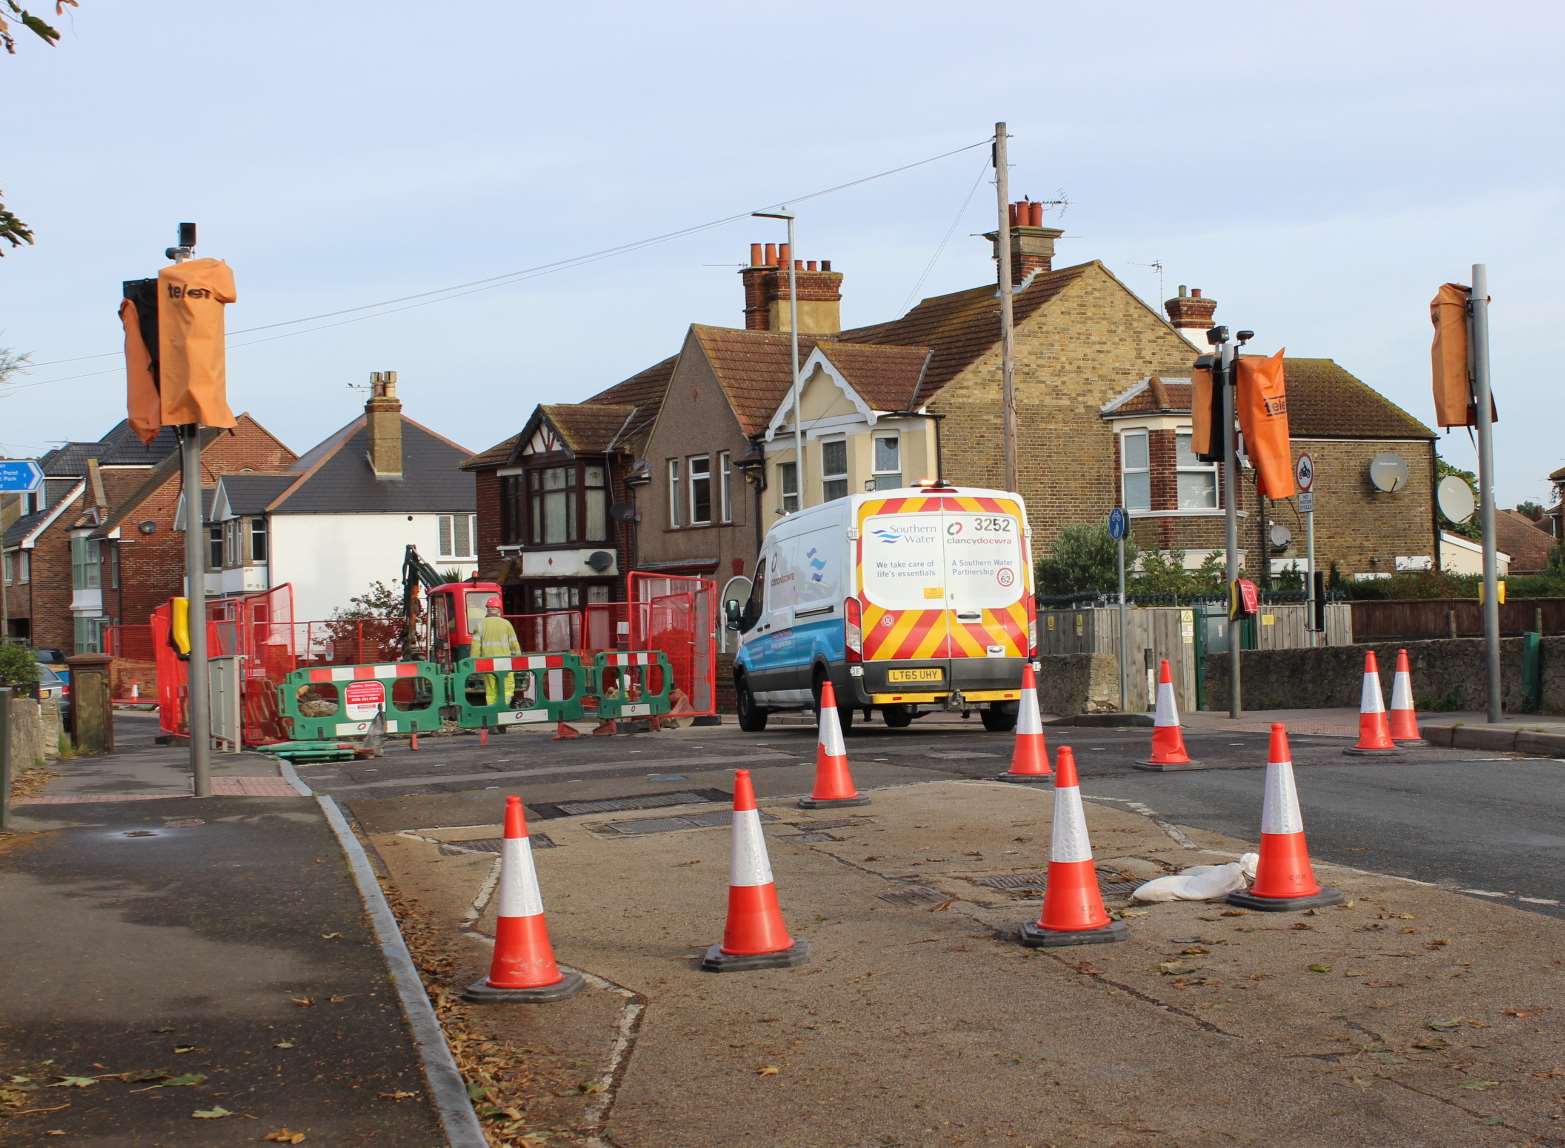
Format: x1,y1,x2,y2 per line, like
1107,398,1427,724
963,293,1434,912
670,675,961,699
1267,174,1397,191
701,938,810,972
1392,737,1428,747
1226,886,1345,913
1343,745,1400,757
463,967,584,1004
798,794,870,809
996,772,1052,784
1133,758,1205,771
1019,919,1128,948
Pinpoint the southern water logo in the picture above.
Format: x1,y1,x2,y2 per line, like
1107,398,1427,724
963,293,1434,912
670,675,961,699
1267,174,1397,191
871,528,902,544
806,546,828,583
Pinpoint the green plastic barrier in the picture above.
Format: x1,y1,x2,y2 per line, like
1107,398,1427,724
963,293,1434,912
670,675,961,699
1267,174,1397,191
453,653,587,729
278,661,446,741
592,650,673,720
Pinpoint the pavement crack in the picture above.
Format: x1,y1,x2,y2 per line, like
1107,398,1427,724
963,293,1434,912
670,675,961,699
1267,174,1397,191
1379,1075,1538,1139
1044,952,1238,1037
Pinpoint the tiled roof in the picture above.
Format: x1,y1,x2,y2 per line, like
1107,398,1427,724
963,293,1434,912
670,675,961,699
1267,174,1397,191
464,433,519,471
1101,361,1435,440
4,480,84,547
269,416,474,515
218,473,296,516
839,262,1092,399
1496,510,1557,573
814,342,932,412
96,427,226,535
1550,464,1565,482
96,421,182,466
541,403,638,454
40,441,107,477
691,326,822,436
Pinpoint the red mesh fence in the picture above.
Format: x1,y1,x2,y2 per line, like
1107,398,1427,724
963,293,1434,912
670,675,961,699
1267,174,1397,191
628,573,718,717
582,602,630,654
289,619,402,667
504,610,581,654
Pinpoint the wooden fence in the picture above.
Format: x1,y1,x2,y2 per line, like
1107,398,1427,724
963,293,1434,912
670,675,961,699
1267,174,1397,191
1038,603,1353,713
1350,598,1565,641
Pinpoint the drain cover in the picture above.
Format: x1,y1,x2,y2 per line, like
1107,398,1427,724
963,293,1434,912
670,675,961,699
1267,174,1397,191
782,831,839,844
972,870,1139,897
439,834,555,854
877,884,949,907
529,788,730,820
594,809,773,836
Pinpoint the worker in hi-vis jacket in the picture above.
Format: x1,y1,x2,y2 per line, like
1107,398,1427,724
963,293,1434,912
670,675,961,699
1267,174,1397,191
474,597,521,706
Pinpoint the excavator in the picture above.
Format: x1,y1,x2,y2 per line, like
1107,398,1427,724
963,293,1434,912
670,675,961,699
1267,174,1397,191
400,544,504,673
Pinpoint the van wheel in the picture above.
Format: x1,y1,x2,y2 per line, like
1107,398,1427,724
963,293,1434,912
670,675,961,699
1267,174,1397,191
735,676,768,732
882,704,913,729
812,669,855,734
981,702,1018,732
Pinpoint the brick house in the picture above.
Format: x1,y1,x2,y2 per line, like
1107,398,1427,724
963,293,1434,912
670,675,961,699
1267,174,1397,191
1546,464,1564,540
464,357,675,612
2,416,294,652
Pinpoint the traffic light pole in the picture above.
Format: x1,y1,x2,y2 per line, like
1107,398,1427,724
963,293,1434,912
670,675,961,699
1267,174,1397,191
1218,334,1242,719
1470,264,1501,723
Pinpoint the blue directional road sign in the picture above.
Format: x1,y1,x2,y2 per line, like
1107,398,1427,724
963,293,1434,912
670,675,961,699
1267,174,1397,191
1107,506,1129,541
0,460,43,493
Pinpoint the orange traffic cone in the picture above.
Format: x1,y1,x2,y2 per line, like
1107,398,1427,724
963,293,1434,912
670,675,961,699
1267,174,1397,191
409,730,420,752
1020,747,1128,948
464,796,583,1002
1136,659,1201,771
1344,651,1399,756
1229,724,1344,911
800,680,868,808
998,663,1051,784
1387,648,1427,746
704,769,809,972
553,720,581,741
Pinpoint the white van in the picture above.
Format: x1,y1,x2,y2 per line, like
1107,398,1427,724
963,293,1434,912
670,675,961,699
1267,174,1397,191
726,484,1036,732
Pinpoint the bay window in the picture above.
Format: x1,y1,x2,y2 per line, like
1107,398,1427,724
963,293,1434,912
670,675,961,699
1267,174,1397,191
1176,432,1219,510
1120,430,1150,512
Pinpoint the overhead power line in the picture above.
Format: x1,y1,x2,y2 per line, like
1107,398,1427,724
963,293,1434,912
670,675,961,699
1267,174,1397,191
15,137,993,382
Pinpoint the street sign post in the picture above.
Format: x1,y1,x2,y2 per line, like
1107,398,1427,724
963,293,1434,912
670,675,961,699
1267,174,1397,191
0,460,43,493
1108,508,1129,712
1296,454,1317,643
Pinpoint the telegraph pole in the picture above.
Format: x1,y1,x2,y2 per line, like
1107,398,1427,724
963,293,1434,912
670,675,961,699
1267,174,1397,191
170,222,212,797
994,121,1017,491
1470,264,1501,722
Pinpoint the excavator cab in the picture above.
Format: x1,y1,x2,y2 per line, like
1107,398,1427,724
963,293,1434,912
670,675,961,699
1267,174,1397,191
426,583,503,670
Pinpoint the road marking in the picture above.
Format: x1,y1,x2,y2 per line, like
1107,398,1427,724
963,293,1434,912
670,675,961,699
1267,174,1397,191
1084,795,1199,849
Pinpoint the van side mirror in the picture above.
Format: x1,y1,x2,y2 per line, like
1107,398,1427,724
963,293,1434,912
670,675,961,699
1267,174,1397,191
724,599,741,630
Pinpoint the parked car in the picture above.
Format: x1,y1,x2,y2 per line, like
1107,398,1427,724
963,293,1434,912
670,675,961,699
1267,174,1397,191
34,646,70,687
35,663,72,730
727,483,1037,733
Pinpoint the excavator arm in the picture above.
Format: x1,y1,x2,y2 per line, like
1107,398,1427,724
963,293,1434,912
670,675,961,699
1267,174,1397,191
401,544,446,658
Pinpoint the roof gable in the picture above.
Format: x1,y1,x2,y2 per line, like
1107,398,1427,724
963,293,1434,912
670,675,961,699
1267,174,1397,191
268,416,474,515
3,479,84,548
690,325,822,437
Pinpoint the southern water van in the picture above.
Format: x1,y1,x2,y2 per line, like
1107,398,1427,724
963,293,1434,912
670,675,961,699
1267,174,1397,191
726,484,1036,732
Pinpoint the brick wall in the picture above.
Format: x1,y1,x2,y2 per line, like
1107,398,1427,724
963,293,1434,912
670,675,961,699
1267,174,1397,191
473,468,502,580
18,489,84,651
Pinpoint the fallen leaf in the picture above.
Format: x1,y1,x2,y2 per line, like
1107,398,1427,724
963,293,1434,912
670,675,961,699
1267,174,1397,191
756,1065,780,1077
378,1090,418,1101
1460,1080,1500,1091
1291,922,1314,931
1159,962,1197,976
1343,969,1370,977
1180,945,1210,956
49,1077,96,1089
1504,1007,1546,1020
320,932,343,940
1427,939,1450,949
929,899,955,913
1308,964,1332,974
290,997,314,1008
173,1045,197,1054
274,1040,296,1049
264,1130,307,1144
192,1106,233,1119
1219,909,1245,917
326,996,347,1004
578,1081,607,1095
1426,1018,1461,1031
1412,1037,1450,1051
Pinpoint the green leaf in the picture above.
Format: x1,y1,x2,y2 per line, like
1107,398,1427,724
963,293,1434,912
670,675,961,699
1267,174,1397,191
1308,964,1332,973
50,1076,96,1088
192,1106,233,1119
161,1073,206,1088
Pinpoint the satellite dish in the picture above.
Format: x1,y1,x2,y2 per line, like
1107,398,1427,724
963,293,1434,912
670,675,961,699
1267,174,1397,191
585,550,615,572
1437,474,1477,524
608,502,638,523
1269,524,1292,552
1368,452,1410,493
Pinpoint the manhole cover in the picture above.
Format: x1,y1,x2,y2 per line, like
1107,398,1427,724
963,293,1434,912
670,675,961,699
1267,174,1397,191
529,788,730,820
972,870,1141,897
439,834,555,854
877,883,948,907
594,809,774,836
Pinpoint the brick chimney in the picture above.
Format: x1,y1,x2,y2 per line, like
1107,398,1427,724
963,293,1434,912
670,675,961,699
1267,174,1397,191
365,370,403,478
1164,285,1219,352
738,243,843,334
986,199,1065,287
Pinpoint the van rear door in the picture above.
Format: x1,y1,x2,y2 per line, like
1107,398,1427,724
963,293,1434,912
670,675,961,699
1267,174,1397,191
857,494,953,682
938,494,1029,661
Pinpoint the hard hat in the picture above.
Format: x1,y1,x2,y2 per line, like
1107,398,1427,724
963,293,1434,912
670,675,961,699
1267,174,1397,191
486,596,502,610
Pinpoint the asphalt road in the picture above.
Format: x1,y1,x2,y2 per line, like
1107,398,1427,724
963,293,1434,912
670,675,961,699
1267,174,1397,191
289,714,1565,920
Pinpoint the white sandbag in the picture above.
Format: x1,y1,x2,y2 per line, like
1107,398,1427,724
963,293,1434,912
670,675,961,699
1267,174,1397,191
1131,853,1260,902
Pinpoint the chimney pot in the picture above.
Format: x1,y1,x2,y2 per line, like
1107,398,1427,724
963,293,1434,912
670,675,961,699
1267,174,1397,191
1028,201,1043,227
807,259,818,271
778,243,790,266
1178,284,1188,297
794,259,803,270
1191,288,1202,298
1008,204,1018,228
821,259,832,272
764,242,777,266
750,243,763,267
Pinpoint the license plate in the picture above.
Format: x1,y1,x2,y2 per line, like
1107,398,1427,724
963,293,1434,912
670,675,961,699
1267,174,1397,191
887,668,942,683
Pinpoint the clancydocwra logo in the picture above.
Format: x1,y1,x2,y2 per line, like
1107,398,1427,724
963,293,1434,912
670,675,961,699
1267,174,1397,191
946,521,964,536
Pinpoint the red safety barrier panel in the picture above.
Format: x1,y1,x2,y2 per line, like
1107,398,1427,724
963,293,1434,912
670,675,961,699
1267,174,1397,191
627,573,717,718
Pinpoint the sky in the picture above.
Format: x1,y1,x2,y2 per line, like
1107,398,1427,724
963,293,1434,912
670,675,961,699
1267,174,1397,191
2,1,1561,506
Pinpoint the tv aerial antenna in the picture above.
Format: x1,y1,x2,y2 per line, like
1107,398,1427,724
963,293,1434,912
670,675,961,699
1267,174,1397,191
1133,260,1166,303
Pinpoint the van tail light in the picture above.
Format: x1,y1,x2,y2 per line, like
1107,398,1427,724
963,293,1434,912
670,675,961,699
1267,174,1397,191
1026,596,1038,660
844,597,863,663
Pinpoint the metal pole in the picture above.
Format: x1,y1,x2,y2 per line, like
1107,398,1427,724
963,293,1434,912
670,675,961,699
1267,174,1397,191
1117,534,1128,712
994,122,1017,492
1306,504,1317,648
0,685,11,831
182,425,211,795
1471,263,1501,722
788,214,802,510
1220,339,1242,718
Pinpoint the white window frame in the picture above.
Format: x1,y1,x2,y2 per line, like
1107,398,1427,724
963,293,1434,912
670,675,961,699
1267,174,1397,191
437,513,476,560
718,450,732,524
870,432,902,491
1120,430,1151,513
250,516,269,564
688,454,712,526
668,458,683,528
778,461,799,514
821,438,848,502
1175,431,1220,510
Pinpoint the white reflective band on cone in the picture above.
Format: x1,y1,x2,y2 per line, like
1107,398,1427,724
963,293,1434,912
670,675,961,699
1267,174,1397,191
1016,688,1043,735
729,809,775,887
1260,760,1305,836
1154,682,1178,727
1361,671,1385,714
819,706,846,758
1050,786,1094,864
1391,671,1414,712
497,837,545,918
